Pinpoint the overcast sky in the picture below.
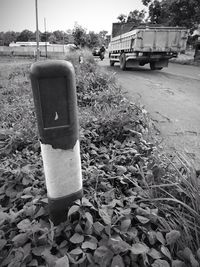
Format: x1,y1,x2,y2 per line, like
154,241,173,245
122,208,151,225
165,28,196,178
0,0,146,34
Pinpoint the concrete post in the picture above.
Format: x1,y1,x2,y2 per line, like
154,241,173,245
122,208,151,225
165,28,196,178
30,60,83,225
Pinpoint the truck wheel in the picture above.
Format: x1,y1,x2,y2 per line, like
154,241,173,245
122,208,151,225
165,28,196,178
150,62,163,70
110,60,115,66
150,62,156,70
120,53,126,70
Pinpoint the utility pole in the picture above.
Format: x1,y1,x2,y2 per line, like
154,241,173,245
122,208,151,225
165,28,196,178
35,0,40,60
44,17,47,58
63,32,65,54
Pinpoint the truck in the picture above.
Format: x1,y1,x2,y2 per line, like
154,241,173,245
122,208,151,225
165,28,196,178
108,23,189,70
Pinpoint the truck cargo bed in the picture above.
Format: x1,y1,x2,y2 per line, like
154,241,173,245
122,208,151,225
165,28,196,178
109,27,188,53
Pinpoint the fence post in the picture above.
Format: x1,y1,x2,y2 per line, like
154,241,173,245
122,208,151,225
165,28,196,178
30,60,83,225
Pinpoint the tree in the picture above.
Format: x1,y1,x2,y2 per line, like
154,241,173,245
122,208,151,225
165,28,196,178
117,14,127,23
148,0,167,24
86,31,100,48
65,29,74,44
117,10,146,25
142,0,200,29
1,31,19,46
52,30,65,43
16,29,34,42
127,9,146,24
0,32,4,46
72,24,87,47
98,30,108,46
49,33,57,44
166,0,200,29
40,31,51,42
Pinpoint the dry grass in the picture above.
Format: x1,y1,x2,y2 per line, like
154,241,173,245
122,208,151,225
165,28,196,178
142,151,200,252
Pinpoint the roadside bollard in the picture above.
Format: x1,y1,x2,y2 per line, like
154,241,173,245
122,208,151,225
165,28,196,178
30,60,83,225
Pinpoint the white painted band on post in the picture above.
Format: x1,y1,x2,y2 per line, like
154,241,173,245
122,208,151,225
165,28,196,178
40,140,82,198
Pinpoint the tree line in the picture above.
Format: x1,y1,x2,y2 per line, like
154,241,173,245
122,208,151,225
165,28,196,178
116,0,200,47
0,24,108,48
117,0,200,31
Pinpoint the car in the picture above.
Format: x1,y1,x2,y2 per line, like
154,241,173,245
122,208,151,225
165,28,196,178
65,44,79,51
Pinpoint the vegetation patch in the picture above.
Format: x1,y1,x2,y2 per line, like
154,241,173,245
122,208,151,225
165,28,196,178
0,54,200,267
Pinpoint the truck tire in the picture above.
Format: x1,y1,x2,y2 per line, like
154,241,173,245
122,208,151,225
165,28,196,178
120,53,126,70
150,62,156,70
110,60,115,66
150,62,163,70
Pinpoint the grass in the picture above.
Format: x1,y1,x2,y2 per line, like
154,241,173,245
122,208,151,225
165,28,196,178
141,149,200,252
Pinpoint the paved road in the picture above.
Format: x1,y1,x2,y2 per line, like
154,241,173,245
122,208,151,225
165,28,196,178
99,58,200,169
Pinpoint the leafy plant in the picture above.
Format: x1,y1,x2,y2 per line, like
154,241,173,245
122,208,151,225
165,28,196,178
0,53,200,266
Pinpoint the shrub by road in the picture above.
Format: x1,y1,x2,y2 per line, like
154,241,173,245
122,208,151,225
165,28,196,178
0,53,200,266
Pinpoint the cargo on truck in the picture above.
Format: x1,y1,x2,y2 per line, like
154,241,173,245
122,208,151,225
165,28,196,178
108,22,189,70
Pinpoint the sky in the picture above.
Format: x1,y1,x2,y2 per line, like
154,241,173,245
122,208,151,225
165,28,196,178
0,0,146,34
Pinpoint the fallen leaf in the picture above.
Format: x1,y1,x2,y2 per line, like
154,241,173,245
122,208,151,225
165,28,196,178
0,239,7,250
82,241,97,250
17,219,32,232
41,249,57,267
93,221,105,234
156,231,166,245
111,255,125,267
120,218,131,232
172,260,186,267
190,254,199,267
131,243,149,255
12,233,29,247
55,255,69,267
34,207,46,218
148,231,157,245
166,230,181,245
161,245,172,260
136,215,150,224
85,211,93,225
182,247,193,261
67,252,86,265
67,205,80,217
152,259,170,267
108,237,131,254
98,206,113,225
69,247,83,255
70,233,84,244
27,259,38,266
0,211,10,223
197,248,200,260
32,246,48,256
94,245,114,266
116,165,127,175
148,248,162,259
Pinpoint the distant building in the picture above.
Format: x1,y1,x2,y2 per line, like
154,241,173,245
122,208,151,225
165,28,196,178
9,41,50,47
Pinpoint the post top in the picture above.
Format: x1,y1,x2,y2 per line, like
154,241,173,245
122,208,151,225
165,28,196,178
30,60,74,78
